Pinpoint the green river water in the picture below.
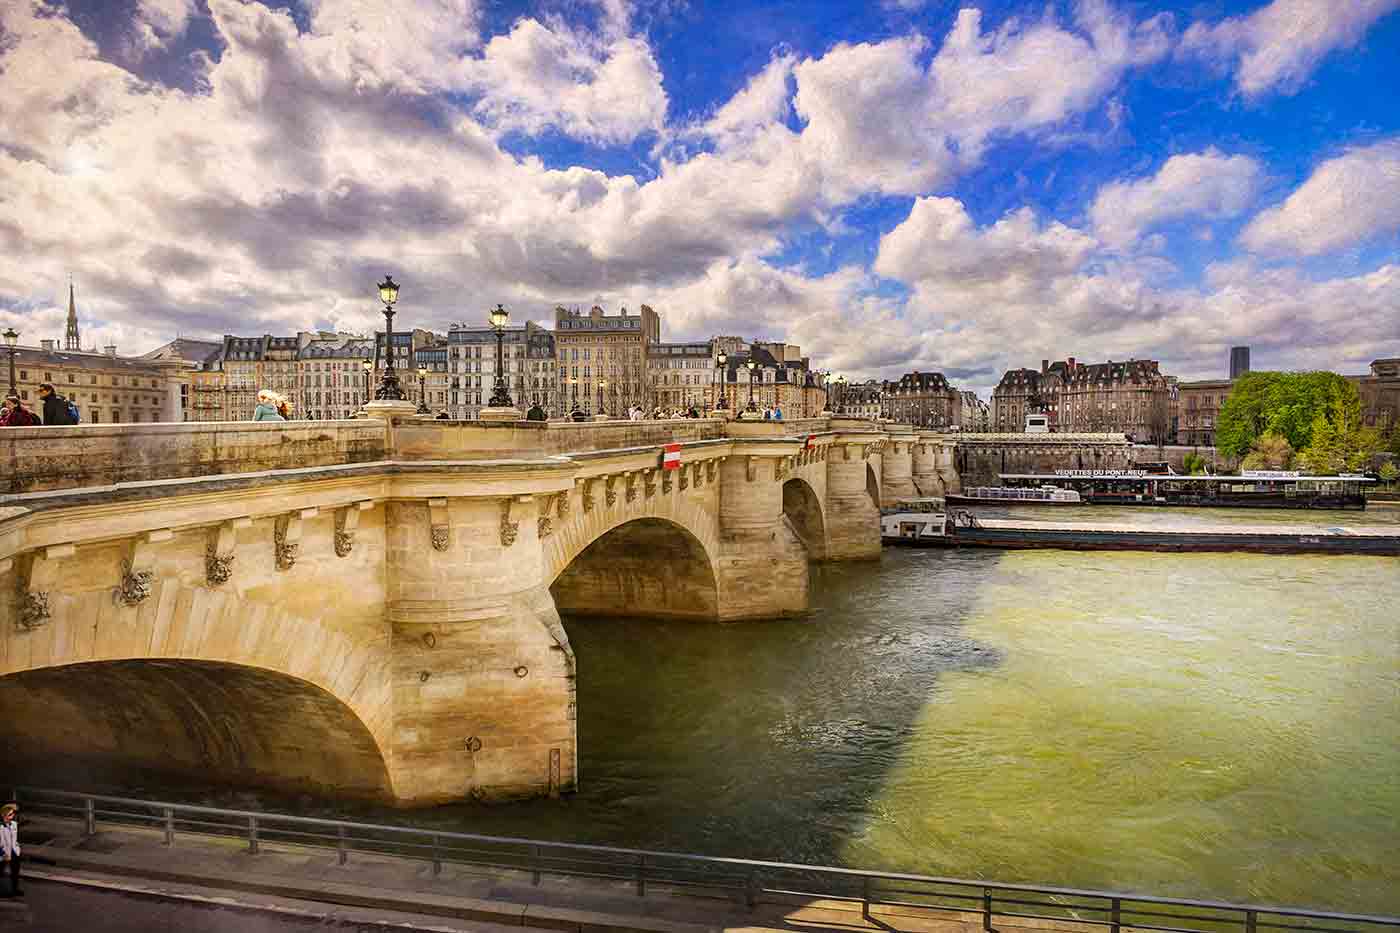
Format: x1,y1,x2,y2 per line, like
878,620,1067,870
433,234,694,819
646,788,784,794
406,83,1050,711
69,506,1400,914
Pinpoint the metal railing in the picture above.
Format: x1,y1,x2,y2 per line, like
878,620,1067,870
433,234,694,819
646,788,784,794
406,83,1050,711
13,787,1399,933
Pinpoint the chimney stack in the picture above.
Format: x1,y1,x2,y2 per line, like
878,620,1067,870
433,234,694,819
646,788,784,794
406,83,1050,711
1041,359,1049,373
1067,356,1076,372
40,339,55,351
105,344,117,357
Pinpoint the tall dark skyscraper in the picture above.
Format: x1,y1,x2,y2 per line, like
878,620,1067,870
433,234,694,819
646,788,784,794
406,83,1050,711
1230,346,1250,381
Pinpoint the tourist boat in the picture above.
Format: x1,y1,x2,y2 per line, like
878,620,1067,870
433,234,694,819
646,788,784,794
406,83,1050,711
945,486,1082,506
994,471,1375,510
879,498,951,546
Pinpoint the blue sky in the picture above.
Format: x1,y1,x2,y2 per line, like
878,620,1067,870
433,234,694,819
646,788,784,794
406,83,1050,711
2,0,1398,397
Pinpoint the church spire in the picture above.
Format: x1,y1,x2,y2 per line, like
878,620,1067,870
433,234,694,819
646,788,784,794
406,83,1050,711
65,279,81,351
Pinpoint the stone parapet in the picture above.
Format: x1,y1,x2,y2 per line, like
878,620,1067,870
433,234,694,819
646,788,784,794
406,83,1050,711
0,420,389,495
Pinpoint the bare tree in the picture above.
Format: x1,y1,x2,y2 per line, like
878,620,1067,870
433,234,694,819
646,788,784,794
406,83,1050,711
1146,390,1171,453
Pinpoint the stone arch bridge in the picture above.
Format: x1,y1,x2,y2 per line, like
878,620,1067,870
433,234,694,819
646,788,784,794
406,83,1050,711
0,413,1126,805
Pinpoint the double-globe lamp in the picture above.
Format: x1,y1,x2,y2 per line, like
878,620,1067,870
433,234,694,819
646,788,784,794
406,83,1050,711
4,327,18,395
374,275,405,401
487,303,513,409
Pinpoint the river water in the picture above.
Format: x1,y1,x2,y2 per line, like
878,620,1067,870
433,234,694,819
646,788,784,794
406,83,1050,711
66,506,1400,914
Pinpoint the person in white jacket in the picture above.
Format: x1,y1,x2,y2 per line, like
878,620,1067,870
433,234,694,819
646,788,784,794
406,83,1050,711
0,802,19,898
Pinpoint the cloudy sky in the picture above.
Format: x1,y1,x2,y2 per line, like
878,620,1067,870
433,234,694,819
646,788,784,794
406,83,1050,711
1,0,1398,397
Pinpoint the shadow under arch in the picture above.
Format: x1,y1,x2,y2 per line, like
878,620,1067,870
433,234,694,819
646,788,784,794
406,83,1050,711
782,476,827,560
0,659,392,801
550,517,720,621
866,462,881,509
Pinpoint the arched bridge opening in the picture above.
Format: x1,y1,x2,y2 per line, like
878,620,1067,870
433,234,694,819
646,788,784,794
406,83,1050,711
0,659,392,801
866,463,881,510
550,518,720,621
782,477,827,561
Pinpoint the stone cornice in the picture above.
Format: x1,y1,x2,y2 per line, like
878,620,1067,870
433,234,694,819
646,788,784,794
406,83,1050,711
0,429,861,560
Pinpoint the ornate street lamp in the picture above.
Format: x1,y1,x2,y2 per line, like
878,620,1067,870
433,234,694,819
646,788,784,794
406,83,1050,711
361,358,372,405
416,365,430,414
714,351,728,410
835,374,846,415
4,328,18,395
745,358,758,414
487,304,512,408
597,379,607,417
374,275,405,400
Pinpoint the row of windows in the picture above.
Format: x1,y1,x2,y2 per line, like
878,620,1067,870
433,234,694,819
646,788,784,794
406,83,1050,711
17,370,161,388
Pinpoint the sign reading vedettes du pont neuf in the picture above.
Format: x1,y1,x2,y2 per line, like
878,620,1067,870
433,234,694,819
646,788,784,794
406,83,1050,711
1053,469,1148,478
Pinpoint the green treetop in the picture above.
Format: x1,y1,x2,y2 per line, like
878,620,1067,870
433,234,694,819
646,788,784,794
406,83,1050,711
1216,371,1356,458
1296,384,1381,474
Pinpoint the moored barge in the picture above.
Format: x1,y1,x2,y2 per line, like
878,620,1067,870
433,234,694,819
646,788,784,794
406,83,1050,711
880,501,1400,555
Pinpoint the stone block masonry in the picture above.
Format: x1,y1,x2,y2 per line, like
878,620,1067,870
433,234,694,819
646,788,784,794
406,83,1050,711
0,415,1129,803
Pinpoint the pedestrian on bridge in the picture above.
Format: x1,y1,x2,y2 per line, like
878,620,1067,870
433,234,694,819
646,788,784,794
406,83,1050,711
0,395,40,427
253,390,285,421
0,802,20,898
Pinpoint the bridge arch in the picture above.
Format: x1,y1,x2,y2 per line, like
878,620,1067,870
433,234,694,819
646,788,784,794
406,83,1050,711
1,566,395,798
0,659,392,799
782,477,827,560
550,517,720,621
866,462,881,509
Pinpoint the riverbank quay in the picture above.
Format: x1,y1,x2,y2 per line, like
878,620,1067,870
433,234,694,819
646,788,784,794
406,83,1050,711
11,792,1400,933
896,516,1400,554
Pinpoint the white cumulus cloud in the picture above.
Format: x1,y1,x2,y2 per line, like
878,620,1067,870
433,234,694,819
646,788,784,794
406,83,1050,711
1090,149,1264,250
1240,138,1400,257
466,15,667,145
1181,0,1400,97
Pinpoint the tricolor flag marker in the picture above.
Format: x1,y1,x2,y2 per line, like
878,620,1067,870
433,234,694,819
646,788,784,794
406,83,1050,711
661,443,682,470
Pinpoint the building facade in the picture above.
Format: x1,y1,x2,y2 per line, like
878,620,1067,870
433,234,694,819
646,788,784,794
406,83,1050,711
1230,346,1251,381
957,390,990,431
554,305,657,415
4,341,188,423
714,343,825,418
1175,379,1232,447
991,368,1044,431
881,371,958,428
299,333,376,421
993,357,1173,439
648,341,716,413
441,321,555,419
1350,358,1400,431
841,380,884,420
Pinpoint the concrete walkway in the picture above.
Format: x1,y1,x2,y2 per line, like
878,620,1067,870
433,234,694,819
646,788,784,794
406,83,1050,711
20,814,1089,933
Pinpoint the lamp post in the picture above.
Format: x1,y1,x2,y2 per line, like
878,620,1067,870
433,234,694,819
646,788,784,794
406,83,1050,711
416,365,430,414
597,379,607,417
361,358,372,405
4,328,17,395
835,374,846,415
374,275,405,400
714,351,728,411
487,304,512,408
745,359,758,415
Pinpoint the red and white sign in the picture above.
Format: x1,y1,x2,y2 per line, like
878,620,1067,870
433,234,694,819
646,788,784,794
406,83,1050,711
661,443,682,470
804,434,815,449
